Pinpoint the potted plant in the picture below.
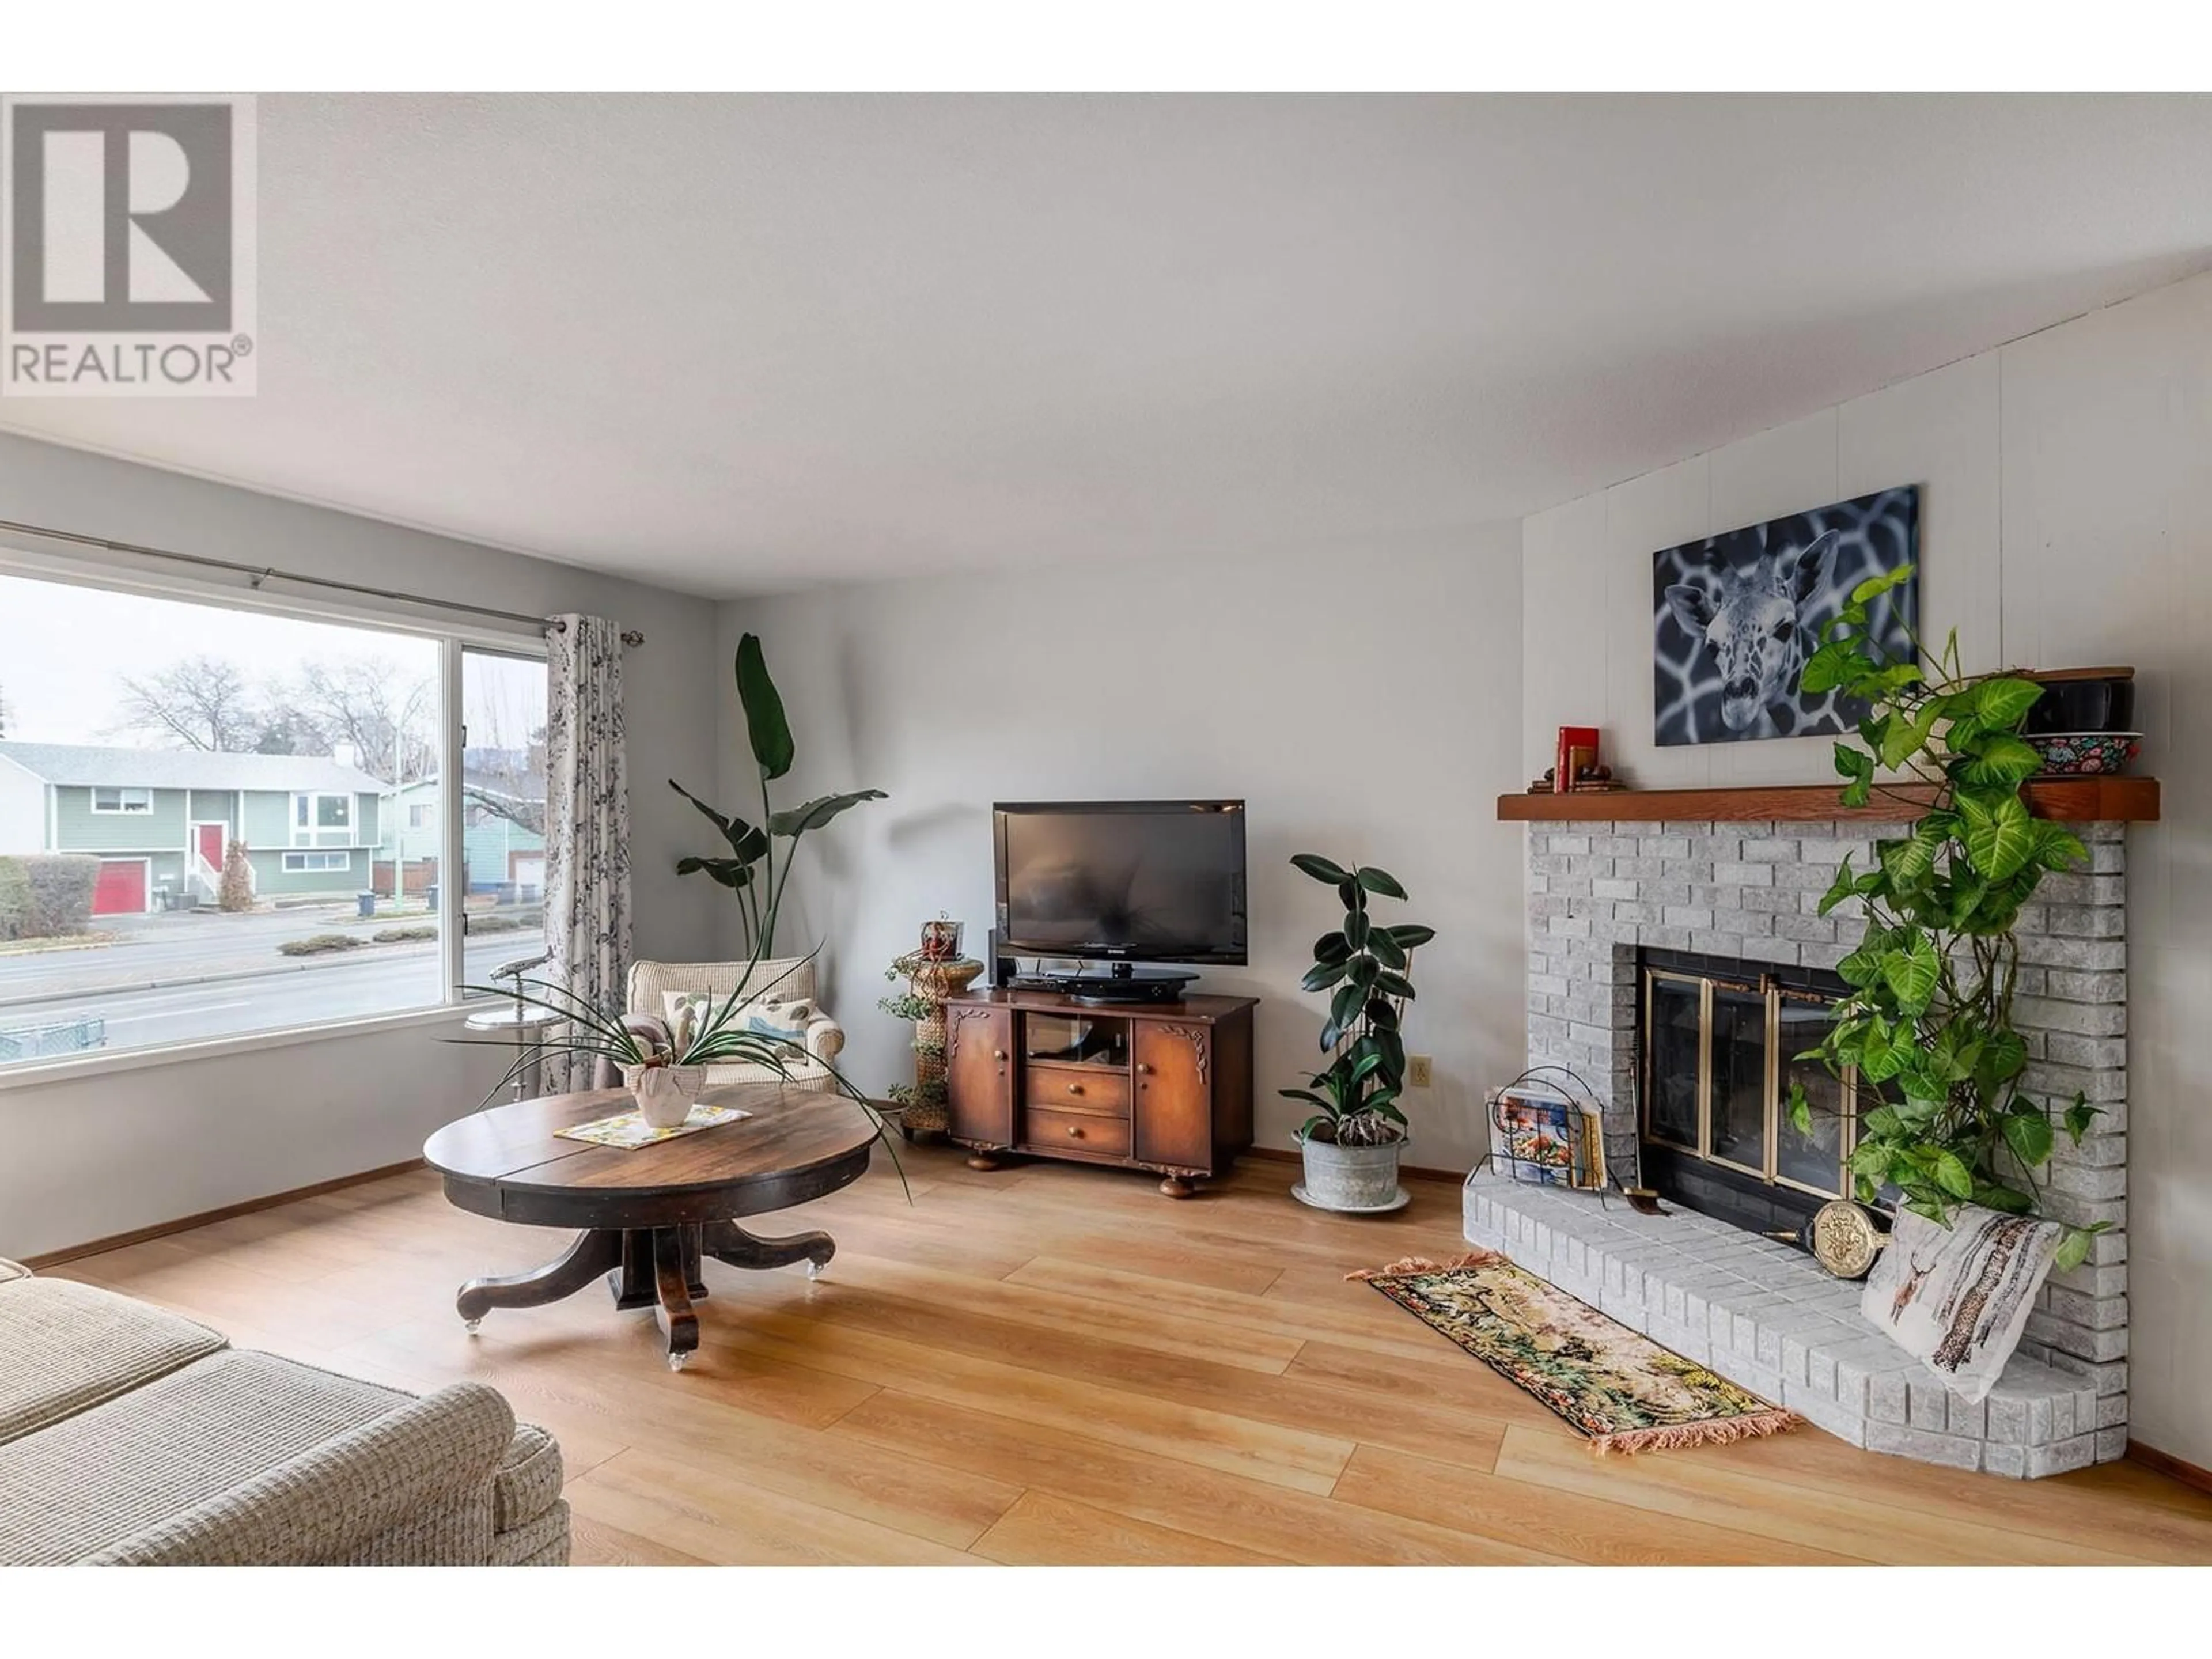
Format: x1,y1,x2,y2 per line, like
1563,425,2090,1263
1787,563,2104,1269
1279,853,1434,1212
460,951,816,1117
668,632,886,955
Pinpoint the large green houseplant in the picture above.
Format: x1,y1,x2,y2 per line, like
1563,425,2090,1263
1787,564,2103,1270
1279,853,1434,1211
669,633,885,955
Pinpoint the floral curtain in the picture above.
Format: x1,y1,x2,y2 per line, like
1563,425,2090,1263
544,614,632,1092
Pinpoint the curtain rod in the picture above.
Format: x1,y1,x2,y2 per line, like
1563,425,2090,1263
0,515,645,647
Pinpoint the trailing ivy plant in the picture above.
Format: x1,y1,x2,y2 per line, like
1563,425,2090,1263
1785,563,2104,1270
1279,854,1434,1147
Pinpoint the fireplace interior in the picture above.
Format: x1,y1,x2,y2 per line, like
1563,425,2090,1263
1637,946,1887,1242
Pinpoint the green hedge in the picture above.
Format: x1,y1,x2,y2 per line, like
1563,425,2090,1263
0,858,29,942
0,854,100,940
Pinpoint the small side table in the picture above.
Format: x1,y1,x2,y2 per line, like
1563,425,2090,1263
462,1002,566,1103
881,956,984,1140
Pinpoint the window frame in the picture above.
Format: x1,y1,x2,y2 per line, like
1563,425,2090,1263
0,541,550,1083
290,790,355,847
90,785,154,815
281,849,351,874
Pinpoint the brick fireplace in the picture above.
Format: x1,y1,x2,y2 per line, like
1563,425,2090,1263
1466,786,2149,1476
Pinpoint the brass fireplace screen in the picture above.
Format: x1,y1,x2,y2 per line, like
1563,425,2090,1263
1640,963,1869,1202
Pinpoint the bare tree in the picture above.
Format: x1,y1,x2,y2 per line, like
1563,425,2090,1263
461,777,546,837
461,664,547,836
291,660,437,782
109,656,263,751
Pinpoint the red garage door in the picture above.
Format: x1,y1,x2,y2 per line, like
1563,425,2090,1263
92,860,147,916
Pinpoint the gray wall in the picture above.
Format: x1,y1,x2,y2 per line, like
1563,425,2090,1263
713,524,1528,1175
0,431,719,1258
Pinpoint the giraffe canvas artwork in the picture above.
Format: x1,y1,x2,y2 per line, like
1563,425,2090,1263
1652,485,1919,745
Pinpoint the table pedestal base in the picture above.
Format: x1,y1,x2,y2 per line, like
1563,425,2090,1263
456,1218,836,1370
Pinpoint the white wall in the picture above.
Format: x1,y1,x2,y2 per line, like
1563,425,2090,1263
0,432,721,1259
713,525,1527,1175
1520,271,2212,1468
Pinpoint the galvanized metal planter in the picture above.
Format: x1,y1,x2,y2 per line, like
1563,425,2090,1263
1296,1131,1408,1212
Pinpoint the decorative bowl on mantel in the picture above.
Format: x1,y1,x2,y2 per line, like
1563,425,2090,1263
2022,666,2134,736
2024,731,2141,777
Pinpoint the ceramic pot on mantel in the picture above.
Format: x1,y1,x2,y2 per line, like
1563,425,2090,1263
1295,1128,1410,1213
621,1061,707,1130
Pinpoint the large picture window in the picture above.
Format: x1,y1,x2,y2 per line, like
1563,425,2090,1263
0,565,546,1071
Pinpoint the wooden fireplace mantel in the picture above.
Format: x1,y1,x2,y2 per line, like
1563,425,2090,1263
1497,777,2161,824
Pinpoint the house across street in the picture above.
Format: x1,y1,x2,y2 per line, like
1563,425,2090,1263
0,740,388,915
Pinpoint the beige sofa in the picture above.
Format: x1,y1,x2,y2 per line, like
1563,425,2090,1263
0,1257,567,1566
597,955,845,1093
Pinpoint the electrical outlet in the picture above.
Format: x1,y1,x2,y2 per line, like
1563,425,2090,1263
1406,1054,1434,1089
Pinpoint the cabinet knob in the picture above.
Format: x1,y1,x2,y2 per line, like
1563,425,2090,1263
993,1049,1007,1062
1066,1124,1084,1138
1066,1082,1082,1096
1135,1062,1151,1075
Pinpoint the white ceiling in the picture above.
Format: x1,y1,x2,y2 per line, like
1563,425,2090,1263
7,93,2212,599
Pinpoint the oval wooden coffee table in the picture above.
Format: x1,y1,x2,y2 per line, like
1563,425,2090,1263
423,1083,878,1370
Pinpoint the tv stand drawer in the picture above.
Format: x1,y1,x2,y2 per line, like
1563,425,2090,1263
1024,1069,1130,1117
1021,1107,1132,1158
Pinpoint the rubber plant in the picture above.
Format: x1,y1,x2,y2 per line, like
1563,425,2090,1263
1279,854,1434,1146
669,632,885,955
1786,562,2104,1270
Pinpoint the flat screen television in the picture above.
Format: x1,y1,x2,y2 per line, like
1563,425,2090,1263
993,800,1247,966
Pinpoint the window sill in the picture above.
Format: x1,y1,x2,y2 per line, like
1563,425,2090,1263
0,1002,479,1092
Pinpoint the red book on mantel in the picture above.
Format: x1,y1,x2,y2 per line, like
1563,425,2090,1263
1554,726,1600,794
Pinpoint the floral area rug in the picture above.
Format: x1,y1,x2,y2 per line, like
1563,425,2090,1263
1350,1251,1800,1455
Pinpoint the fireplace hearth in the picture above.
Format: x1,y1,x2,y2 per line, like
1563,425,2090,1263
1489,808,2138,1475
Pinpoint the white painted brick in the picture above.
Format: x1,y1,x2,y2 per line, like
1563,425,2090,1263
1907,1377,1952,1430
2094,1426,2128,1463
2025,1434,2096,1478
1783,1379,1868,1446
1982,1442,2028,1478
2048,1391,2075,1442
1865,1421,1984,1471
1865,1371,1907,1423
1711,861,1775,887
1947,1395,1987,1438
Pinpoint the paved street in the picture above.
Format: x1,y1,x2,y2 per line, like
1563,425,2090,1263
0,907,543,1058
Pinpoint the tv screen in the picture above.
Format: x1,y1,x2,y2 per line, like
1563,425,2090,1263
994,801,1247,965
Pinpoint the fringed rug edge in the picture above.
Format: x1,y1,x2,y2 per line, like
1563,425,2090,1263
1342,1249,1503,1282
1588,1406,1802,1456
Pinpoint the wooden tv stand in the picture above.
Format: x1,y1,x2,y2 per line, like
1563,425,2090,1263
941,987,1257,1197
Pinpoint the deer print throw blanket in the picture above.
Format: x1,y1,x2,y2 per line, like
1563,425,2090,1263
1863,1204,2063,1403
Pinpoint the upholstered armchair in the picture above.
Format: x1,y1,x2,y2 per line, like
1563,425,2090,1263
592,956,844,1092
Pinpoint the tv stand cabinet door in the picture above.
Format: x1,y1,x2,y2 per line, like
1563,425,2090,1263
945,1004,1016,1146
1133,1020,1214,1174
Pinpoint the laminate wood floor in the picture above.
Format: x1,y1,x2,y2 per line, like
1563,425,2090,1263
52,1144,2212,1566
